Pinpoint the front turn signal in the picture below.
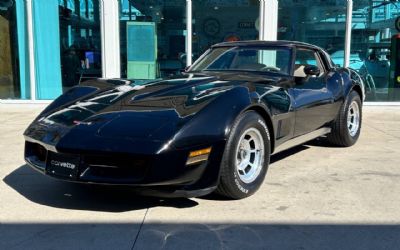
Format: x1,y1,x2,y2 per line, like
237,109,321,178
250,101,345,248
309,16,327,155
186,147,212,166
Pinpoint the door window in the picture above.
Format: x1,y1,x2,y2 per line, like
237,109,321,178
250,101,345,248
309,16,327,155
294,49,324,77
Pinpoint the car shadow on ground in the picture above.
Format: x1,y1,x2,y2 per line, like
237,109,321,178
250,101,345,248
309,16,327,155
3,165,198,213
270,137,338,164
270,145,310,164
1,222,400,250
3,138,338,211
202,142,309,201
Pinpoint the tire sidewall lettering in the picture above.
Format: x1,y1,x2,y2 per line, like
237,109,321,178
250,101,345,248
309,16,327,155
233,171,249,194
257,119,270,140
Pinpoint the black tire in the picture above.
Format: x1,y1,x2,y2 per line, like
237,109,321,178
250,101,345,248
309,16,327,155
327,90,362,147
215,111,271,199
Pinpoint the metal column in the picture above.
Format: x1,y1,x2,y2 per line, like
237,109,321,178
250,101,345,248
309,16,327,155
186,0,193,66
261,0,278,41
26,0,36,100
100,0,121,78
344,0,353,68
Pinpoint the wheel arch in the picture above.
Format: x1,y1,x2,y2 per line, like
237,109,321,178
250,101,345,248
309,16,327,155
342,68,365,102
351,84,364,103
243,105,275,153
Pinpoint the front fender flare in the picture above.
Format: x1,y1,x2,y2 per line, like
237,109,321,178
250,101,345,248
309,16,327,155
172,86,253,149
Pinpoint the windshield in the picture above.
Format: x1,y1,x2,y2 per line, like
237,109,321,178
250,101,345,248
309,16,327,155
189,47,292,75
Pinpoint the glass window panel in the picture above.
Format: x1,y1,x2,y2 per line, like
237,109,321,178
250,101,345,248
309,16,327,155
59,0,102,93
119,0,187,80
352,0,400,101
278,0,347,66
67,0,75,13
80,0,88,18
88,0,94,20
192,0,260,61
295,50,318,67
0,0,26,99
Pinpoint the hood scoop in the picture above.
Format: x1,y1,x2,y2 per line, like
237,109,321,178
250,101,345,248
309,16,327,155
128,76,217,103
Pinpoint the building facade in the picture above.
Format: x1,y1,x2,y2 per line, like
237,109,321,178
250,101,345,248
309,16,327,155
0,0,399,103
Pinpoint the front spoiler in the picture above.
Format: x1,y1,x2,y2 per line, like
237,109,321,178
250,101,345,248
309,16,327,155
24,139,226,198
133,186,217,198
25,159,217,198
25,154,208,187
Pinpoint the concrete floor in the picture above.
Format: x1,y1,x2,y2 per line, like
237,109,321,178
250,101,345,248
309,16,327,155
1,104,400,250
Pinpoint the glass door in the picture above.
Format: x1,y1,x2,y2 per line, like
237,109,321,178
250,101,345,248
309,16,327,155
192,0,260,61
0,0,24,99
59,0,102,93
119,0,187,81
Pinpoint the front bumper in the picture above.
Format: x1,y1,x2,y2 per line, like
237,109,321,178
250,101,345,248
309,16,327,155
24,139,225,191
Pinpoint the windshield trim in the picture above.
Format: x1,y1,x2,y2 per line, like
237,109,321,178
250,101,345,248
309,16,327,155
193,69,290,76
188,46,293,76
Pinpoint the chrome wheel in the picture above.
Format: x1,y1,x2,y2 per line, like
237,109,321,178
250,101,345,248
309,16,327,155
347,101,360,137
235,128,265,184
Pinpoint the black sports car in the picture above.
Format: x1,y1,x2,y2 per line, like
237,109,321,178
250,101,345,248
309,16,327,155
24,41,364,199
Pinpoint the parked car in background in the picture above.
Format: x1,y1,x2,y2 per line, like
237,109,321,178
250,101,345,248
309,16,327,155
331,42,390,100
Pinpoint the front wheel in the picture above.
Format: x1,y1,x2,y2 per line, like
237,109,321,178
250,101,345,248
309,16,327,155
216,111,271,199
327,90,362,147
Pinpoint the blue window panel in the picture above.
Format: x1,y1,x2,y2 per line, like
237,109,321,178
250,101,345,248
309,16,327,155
127,23,156,62
32,0,62,100
15,0,30,99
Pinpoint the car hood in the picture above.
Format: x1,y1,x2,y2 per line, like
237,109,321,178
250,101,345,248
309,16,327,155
24,72,282,153
35,72,281,123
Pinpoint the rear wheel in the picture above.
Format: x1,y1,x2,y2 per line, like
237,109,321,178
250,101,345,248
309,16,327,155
328,90,362,147
216,111,271,199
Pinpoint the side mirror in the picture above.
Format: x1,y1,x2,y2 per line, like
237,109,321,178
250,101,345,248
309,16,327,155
304,65,320,76
180,66,191,73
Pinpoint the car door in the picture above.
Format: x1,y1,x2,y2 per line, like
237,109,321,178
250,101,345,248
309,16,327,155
292,48,335,137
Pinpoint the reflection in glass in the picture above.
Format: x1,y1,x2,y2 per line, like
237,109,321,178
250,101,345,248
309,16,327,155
192,0,260,61
0,0,24,99
278,1,400,101
59,0,102,93
80,0,88,18
351,1,399,101
278,1,346,64
119,0,187,80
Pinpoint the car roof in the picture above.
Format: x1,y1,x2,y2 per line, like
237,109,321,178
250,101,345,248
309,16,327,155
212,40,323,50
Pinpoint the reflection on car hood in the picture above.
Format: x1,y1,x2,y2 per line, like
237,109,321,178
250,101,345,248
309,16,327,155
39,72,279,127
24,72,287,152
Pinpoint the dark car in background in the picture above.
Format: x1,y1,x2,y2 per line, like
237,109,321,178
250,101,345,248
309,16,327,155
24,41,364,199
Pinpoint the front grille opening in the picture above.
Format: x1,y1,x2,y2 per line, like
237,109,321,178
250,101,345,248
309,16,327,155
25,142,48,163
83,155,149,181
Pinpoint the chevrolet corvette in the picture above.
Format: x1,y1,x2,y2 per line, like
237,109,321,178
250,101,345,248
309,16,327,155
24,41,364,199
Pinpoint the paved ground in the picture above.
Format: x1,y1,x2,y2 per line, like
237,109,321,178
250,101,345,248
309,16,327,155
1,104,400,250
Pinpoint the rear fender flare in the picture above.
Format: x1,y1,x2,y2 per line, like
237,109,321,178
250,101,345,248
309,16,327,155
341,68,366,102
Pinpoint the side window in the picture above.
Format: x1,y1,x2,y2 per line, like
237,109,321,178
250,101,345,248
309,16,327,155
294,49,325,77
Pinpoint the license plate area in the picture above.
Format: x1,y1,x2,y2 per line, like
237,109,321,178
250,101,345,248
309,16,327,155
46,152,80,179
